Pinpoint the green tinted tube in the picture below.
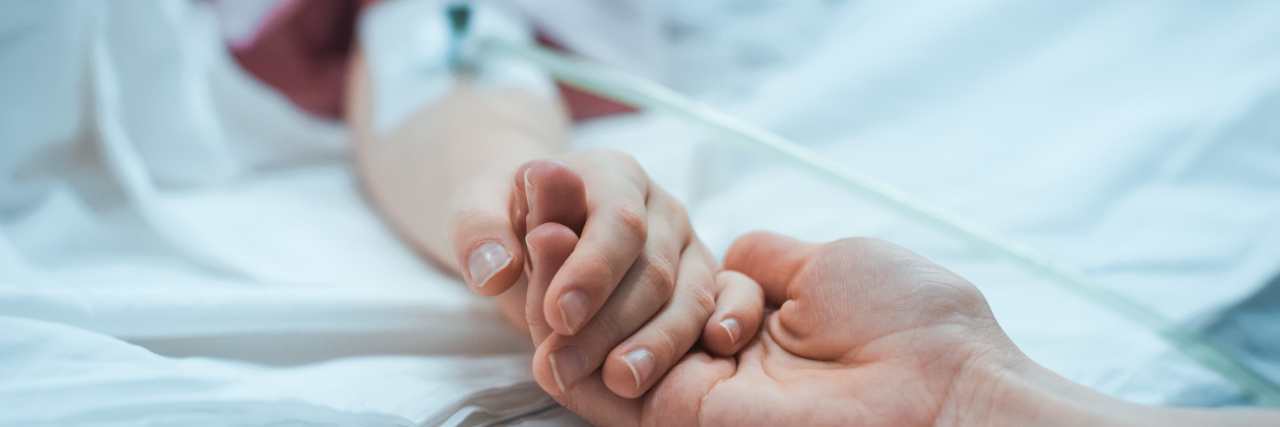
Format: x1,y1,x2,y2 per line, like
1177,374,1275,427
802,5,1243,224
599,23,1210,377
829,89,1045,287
475,36,1280,407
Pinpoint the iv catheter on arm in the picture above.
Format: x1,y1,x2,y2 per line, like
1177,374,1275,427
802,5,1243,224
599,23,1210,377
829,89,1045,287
443,4,1280,406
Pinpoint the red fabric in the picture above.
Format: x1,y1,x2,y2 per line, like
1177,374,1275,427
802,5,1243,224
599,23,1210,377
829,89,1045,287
228,0,358,121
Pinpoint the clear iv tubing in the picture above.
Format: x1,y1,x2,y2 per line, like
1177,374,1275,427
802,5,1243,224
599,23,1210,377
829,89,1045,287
475,37,1280,406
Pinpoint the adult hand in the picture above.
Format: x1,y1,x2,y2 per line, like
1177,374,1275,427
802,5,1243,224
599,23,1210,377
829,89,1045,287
541,231,1146,426
551,232,1280,426
534,231,1026,426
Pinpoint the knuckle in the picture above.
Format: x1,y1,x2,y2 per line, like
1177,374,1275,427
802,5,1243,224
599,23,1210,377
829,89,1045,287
599,148,637,165
582,249,625,286
599,149,648,179
690,285,717,320
642,252,678,299
667,196,689,221
595,309,627,342
651,322,684,360
671,209,694,243
612,204,649,244
651,188,689,219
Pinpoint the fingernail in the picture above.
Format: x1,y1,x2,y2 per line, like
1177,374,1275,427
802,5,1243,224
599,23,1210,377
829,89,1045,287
549,344,586,393
621,348,656,392
468,242,510,288
719,318,741,346
558,291,589,334
524,168,535,216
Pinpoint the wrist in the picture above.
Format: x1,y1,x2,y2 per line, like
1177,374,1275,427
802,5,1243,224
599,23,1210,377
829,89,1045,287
938,337,1131,426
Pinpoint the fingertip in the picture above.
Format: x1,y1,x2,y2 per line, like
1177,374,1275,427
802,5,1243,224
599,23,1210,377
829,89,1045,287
449,199,528,296
532,335,594,398
717,318,742,349
555,290,590,335
520,159,588,233
723,231,819,304
701,271,765,356
526,223,580,262
702,315,752,357
531,338,566,396
463,240,522,296
543,263,606,338
603,347,656,398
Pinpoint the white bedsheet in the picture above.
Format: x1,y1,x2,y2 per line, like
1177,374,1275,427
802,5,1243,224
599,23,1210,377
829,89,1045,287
584,0,1280,407
2,0,1280,425
1,1,580,425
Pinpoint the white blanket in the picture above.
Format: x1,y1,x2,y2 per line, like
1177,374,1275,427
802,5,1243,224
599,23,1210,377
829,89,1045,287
586,0,1280,407
2,0,1279,425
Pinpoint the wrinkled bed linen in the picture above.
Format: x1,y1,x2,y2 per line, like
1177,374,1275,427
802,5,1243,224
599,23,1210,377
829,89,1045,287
636,0,1280,407
3,0,1280,425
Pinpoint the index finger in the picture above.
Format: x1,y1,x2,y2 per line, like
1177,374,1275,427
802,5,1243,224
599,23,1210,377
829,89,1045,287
543,150,651,336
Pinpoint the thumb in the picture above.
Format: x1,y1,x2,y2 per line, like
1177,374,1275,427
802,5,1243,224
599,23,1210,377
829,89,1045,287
448,173,526,297
723,232,822,306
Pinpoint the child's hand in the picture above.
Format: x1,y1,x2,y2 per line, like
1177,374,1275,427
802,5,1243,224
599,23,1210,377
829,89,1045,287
448,149,764,398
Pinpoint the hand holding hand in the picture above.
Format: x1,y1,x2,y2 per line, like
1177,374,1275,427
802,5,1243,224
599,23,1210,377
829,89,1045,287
554,232,1052,426
449,150,763,398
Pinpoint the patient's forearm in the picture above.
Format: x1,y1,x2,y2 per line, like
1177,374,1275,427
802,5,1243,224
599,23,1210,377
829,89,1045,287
344,48,569,272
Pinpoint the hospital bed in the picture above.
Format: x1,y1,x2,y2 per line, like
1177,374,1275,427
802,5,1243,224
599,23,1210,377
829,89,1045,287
3,0,1280,425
